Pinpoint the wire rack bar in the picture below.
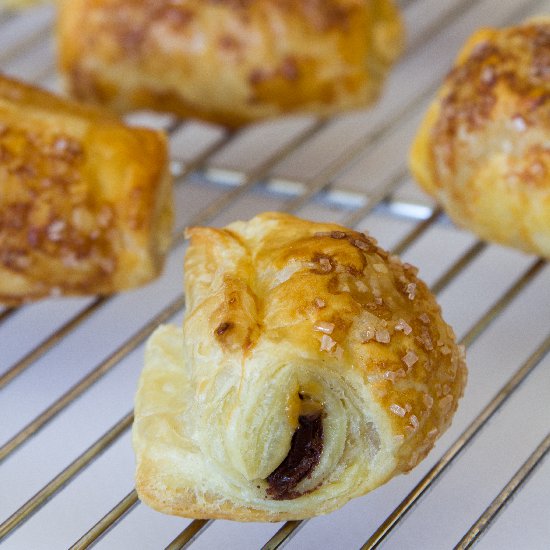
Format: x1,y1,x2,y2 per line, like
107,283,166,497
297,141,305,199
261,521,306,550
430,241,487,296
342,168,408,228
455,431,550,549
391,207,442,256
164,520,213,550
0,296,107,390
459,259,545,350
404,0,479,53
69,490,140,550
0,16,52,66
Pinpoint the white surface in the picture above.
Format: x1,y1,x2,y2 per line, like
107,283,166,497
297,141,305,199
1,1,549,548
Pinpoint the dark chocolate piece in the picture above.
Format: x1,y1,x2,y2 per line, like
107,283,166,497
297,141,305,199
266,411,323,500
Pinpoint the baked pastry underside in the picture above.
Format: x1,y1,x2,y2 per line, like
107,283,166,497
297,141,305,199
133,213,466,521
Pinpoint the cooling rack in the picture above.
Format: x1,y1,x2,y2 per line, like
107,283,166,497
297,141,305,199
0,1,549,548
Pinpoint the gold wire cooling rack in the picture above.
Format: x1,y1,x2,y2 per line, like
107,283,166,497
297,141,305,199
0,1,549,548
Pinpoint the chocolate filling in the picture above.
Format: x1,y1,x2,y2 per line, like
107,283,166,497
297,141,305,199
265,411,323,500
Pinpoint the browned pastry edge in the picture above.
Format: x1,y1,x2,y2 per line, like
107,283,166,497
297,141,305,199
0,73,173,304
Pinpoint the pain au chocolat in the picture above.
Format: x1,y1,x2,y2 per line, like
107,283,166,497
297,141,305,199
57,0,404,127
133,212,466,521
0,73,173,305
410,18,550,258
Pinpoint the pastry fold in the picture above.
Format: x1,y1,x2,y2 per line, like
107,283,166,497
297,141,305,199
57,0,404,127
133,213,466,521
0,73,173,304
410,18,550,258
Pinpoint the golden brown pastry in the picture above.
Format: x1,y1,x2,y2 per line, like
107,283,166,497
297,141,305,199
0,73,173,305
133,212,466,521
410,18,550,258
57,0,404,128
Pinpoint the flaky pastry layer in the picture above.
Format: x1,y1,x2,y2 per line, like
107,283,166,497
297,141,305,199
410,18,550,258
133,213,466,521
0,73,173,304
57,0,404,127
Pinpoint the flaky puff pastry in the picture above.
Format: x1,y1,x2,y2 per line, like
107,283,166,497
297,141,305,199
57,0,404,128
0,74,173,305
410,18,550,258
133,212,466,521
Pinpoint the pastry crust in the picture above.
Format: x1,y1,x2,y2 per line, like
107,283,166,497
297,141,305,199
133,212,466,521
57,0,404,128
410,18,550,258
0,73,173,305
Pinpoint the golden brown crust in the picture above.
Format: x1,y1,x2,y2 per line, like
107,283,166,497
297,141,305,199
410,18,550,258
57,0,404,127
0,73,173,305
133,213,466,521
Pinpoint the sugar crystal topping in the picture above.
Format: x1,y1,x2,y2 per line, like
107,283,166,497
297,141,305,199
314,297,326,308
402,350,418,369
314,321,335,335
389,404,406,417
320,334,336,352
395,319,412,335
375,329,390,344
